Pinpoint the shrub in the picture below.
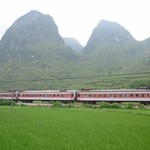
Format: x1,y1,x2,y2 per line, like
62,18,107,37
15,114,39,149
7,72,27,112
97,102,121,109
52,101,62,108
0,99,16,106
82,103,93,108
63,103,75,108
98,102,111,108
121,102,144,109
110,102,121,109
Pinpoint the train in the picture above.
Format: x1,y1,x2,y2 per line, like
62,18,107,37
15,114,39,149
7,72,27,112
0,89,150,103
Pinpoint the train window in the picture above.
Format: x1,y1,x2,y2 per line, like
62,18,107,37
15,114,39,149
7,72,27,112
136,94,139,97
142,94,144,97
104,94,106,97
108,94,111,97
89,94,92,97
130,94,133,97
124,94,128,98
119,94,122,97
99,94,101,97
94,94,96,97
53,94,55,97
114,94,116,97
147,94,149,97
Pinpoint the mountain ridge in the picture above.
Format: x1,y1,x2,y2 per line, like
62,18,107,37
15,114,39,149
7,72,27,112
0,10,149,90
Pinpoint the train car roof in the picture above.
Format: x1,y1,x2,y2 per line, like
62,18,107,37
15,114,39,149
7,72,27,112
79,89,150,92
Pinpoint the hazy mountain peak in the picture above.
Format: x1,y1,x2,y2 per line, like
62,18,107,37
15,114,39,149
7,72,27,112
91,19,134,41
63,37,83,52
0,10,64,51
84,19,136,52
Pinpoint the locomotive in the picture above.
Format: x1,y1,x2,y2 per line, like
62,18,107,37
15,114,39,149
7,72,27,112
0,89,150,103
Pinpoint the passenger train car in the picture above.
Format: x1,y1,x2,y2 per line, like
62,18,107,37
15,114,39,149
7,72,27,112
0,89,150,103
77,89,150,102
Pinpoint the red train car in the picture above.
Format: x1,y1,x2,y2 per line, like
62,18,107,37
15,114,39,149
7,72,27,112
0,89,150,103
17,90,75,102
77,89,150,102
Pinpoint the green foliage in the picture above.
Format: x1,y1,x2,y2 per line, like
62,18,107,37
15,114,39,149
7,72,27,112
52,101,62,108
122,102,144,109
82,103,93,108
129,79,150,89
97,102,121,109
0,12,150,90
0,100,16,106
63,103,75,108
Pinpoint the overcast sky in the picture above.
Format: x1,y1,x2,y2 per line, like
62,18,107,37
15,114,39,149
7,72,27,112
0,0,150,46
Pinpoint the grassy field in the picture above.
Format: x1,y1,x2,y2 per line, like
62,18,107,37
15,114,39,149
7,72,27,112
0,106,150,150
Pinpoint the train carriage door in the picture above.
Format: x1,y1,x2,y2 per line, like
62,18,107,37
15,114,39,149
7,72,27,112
15,91,19,100
74,91,77,101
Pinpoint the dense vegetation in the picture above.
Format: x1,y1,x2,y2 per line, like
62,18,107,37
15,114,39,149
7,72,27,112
0,11,149,90
0,106,150,150
0,100,16,106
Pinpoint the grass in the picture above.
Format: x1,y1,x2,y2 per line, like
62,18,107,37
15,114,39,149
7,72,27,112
0,106,150,150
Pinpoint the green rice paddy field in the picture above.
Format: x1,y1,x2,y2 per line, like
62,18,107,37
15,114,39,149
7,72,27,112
0,106,150,150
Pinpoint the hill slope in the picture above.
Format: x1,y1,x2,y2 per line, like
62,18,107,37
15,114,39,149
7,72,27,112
0,10,82,90
82,20,150,74
0,14,149,90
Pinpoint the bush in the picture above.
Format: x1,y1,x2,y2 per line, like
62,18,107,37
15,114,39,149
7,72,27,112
63,103,75,108
82,103,93,108
110,102,121,109
0,99,16,106
97,102,111,108
97,102,121,109
52,101,62,108
121,102,144,109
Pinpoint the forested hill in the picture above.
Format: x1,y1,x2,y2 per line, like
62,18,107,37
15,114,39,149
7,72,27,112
0,11,149,90
0,10,82,90
82,20,150,74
